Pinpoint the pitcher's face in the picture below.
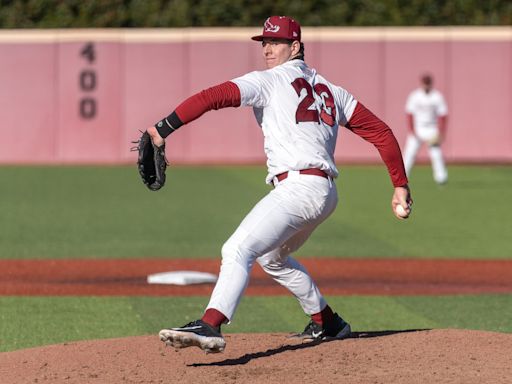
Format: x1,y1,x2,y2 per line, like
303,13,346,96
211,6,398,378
261,38,299,69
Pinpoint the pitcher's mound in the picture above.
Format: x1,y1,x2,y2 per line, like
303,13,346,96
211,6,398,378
1,329,511,383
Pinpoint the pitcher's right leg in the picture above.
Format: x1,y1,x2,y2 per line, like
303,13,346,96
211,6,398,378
256,247,326,315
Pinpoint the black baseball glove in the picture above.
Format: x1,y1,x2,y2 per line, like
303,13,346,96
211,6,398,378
132,131,168,191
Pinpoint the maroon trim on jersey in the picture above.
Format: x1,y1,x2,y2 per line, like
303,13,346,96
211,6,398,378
346,102,408,187
174,81,241,124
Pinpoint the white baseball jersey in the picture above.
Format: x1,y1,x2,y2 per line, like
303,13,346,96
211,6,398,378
232,60,358,184
405,88,447,131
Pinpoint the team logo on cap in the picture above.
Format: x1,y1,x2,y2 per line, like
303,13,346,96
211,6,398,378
264,18,280,33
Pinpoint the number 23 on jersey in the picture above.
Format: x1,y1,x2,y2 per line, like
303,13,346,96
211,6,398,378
291,78,336,126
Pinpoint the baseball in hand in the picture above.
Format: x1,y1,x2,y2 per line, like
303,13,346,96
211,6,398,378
395,204,409,218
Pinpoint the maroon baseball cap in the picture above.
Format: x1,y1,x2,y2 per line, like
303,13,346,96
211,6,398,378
251,16,301,42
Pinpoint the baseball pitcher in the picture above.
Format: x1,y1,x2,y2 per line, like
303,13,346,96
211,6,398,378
138,16,412,353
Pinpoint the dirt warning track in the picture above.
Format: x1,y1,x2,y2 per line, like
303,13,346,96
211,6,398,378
1,258,511,296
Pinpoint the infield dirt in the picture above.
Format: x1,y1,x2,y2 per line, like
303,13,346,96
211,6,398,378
2,258,512,383
2,258,512,295
1,329,511,383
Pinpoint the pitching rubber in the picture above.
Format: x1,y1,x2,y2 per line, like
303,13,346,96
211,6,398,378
159,329,226,354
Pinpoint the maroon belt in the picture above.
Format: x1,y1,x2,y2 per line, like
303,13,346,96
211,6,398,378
275,168,329,183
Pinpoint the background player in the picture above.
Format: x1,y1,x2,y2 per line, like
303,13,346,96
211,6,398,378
403,74,449,185
148,16,412,353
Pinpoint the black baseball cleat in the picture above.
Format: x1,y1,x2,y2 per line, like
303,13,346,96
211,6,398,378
159,320,226,354
293,313,351,341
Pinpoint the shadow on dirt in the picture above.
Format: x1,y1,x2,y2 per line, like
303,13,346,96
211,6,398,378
349,329,430,339
189,329,430,367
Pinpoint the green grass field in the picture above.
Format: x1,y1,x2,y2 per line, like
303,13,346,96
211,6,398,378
2,295,511,352
0,165,511,352
1,164,510,259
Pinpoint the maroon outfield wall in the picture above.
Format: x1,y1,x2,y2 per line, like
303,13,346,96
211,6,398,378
0,27,510,165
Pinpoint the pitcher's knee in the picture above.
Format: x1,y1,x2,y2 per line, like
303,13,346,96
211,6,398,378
257,251,288,273
221,240,255,269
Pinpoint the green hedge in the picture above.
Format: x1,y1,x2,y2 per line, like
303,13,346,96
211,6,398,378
0,0,510,28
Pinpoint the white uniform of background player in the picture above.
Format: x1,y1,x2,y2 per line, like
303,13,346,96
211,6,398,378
403,74,448,184
152,16,412,353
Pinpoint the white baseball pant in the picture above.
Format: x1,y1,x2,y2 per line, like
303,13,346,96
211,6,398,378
403,133,448,184
206,171,337,321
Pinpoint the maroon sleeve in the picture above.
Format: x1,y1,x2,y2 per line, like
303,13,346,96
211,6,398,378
346,102,408,187
175,81,241,124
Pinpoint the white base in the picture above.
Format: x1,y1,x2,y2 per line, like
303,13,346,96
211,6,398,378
147,270,218,285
